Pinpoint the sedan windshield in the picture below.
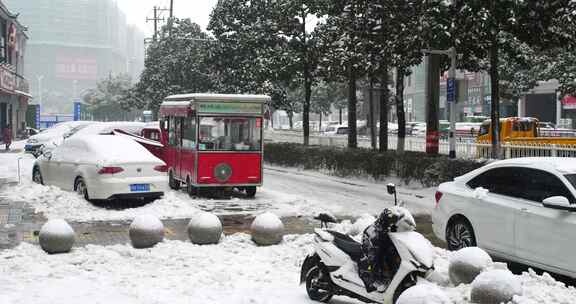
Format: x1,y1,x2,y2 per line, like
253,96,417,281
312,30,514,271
199,117,262,151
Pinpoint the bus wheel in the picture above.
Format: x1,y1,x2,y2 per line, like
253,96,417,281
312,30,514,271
245,186,257,198
169,171,180,190
186,178,197,196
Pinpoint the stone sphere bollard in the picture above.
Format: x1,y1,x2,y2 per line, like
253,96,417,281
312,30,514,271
470,270,522,304
250,212,284,246
397,284,453,304
129,214,164,249
449,247,492,285
187,212,223,245
39,219,75,254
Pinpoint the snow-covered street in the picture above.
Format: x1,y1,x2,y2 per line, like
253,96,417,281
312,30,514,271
2,231,576,304
0,144,433,222
2,145,576,304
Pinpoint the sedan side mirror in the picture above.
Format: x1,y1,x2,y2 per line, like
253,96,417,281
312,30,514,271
542,196,576,211
43,151,52,160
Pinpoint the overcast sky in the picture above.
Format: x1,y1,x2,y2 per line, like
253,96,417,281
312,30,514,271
116,0,219,35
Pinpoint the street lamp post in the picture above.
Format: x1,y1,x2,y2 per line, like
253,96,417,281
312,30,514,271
422,47,458,158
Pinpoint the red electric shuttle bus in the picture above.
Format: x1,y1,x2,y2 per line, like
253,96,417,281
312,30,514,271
159,93,270,197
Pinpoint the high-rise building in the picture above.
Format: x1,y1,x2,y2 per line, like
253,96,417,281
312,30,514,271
0,1,30,139
5,0,145,114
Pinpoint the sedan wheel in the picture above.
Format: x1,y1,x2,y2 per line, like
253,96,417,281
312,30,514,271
75,178,89,201
447,219,477,251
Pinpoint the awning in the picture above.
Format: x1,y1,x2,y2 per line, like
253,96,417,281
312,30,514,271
14,90,33,99
562,95,576,110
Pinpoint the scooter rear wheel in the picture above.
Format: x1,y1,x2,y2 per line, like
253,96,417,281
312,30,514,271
305,265,333,303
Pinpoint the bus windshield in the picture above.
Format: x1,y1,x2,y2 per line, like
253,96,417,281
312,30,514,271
198,117,262,151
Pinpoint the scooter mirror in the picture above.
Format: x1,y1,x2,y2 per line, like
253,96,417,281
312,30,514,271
386,183,396,195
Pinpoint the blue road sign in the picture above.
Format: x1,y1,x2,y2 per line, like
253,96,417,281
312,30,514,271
35,105,41,129
73,101,81,121
447,78,456,103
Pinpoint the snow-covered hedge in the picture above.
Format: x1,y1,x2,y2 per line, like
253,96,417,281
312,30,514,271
264,143,484,186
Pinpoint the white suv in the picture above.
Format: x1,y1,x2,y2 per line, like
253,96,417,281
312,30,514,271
432,157,576,278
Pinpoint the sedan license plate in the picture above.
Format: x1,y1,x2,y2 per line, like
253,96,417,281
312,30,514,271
130,184,150,192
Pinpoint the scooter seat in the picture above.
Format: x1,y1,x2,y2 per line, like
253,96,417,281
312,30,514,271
326,230,362,261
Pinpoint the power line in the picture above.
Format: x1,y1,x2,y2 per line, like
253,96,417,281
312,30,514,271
146,6,169,41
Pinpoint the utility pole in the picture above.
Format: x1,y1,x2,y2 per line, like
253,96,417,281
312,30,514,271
146,6,165,41
169,0,174,36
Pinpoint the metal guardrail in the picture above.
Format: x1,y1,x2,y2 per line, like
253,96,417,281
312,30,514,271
265,129,576,160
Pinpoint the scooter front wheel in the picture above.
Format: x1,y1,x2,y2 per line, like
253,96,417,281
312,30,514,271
305,265,334,303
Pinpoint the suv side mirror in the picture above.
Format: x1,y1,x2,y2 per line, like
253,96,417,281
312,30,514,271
542,196,576,211
43,151,52,160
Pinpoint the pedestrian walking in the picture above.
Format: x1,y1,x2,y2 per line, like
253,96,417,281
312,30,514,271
2,124,11,151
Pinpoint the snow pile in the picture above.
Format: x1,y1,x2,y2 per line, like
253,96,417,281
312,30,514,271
128,215,164,249
251,212,284,245
0,234,315,304
448,247,493,285
38,219,75,254
187,212,223,245
397,284,452,304
349,213,375,235
470,270,522,304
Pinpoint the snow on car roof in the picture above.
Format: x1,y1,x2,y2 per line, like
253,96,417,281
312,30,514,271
72,122,146,138
67,135,162,164
486,157,576,174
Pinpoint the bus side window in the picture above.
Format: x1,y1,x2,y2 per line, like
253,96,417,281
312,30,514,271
168,117,179,146
182,118,196,150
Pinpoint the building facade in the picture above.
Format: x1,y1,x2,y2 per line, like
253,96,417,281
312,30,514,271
5,0,144,115
0,1,30,140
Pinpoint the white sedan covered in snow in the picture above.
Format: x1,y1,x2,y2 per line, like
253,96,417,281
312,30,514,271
433,157,576,278
32,135,168,201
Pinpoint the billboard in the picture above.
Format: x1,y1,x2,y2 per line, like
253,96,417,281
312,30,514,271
55,56,98,80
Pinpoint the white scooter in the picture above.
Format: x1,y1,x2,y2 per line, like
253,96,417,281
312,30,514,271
300,187,436,303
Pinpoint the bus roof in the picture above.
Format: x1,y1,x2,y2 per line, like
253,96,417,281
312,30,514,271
163,93,271,103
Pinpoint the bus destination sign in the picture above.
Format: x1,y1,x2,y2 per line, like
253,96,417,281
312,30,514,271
198,102,262,114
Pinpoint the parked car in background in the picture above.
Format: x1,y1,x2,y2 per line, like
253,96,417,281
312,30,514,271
70,121,146,138
324,124,348,136
32,135,168,202
25,121,93,157
433,157,576,278
408,122,426,136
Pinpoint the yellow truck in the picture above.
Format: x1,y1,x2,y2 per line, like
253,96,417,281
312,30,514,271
477,117,576,145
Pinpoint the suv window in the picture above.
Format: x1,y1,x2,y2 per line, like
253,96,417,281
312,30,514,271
467,167,575,203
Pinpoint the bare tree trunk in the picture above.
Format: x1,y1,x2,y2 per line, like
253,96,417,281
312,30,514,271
302,9,311,146
396,67,406,154
369,77,376,150
348,65,358,149
425,54,440,155
339,108,343,124
288,112,294,129
319,112,322,133
490,39,501,159
379,67,389,152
